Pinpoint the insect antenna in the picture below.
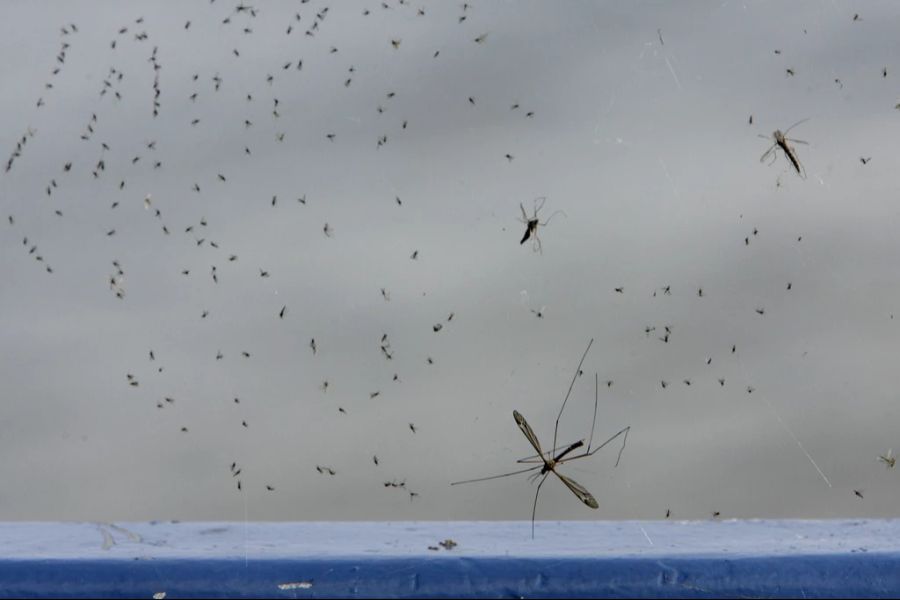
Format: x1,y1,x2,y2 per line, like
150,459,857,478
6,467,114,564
782,118,809,135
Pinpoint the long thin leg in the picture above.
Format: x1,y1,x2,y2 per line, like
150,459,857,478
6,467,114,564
552,339,594,455
586,374,599,454
451,464,542,485
533,196,547,215
558,426,631,466
613,426,629,466
786,138,808,145
540,210,567,227
531,472,549,539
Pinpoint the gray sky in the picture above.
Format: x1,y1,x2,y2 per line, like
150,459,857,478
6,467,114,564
3,0,900,523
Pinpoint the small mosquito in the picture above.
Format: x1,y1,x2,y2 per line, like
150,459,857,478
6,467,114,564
878,449,895,469
518,197,566,254
451,340,630,538
759,119,809,178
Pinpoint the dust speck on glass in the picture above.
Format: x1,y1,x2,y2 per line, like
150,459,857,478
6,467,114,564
1,1,898,523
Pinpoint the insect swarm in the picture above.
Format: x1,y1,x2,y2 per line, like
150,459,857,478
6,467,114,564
451,340,630,537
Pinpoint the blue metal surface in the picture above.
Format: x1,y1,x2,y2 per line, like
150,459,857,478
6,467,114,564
1,520,898,598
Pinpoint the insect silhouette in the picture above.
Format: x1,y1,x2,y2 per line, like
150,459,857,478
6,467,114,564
451,340,630,538
518,197,566,254
759,119,809,178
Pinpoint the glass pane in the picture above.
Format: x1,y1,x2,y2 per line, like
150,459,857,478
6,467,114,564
0,1,895,523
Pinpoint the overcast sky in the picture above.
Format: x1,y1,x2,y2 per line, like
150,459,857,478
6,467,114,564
2,1,900,524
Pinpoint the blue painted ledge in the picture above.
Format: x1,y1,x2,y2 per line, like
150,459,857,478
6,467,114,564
1,520,899,598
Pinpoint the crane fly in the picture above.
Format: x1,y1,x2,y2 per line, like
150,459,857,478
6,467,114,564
759,119,809,178
451,339,630,538
518,197,566,254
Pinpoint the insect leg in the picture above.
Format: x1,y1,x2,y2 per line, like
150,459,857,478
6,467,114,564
540,210,567,227
552,339,594,454
531,472,550,539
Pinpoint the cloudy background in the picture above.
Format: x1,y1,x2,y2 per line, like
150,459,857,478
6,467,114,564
2,0,900,523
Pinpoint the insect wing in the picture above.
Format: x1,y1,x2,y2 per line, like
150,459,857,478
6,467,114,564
513,411,544,458
555,471,599,509
760,143,777,164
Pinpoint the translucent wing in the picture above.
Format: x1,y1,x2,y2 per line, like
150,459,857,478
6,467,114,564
513,410,544,458
554,471,599,509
